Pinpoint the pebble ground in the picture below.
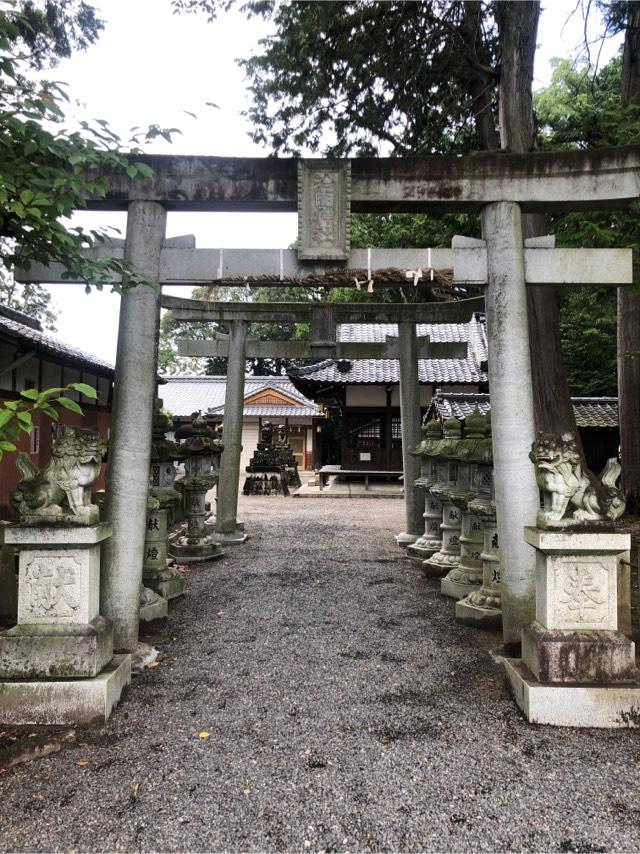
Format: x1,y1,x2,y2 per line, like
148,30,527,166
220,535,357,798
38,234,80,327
1,495,640,852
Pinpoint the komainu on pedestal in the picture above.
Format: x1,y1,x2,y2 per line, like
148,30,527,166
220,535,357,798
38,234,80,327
504,432,640,728
243,421,301,496
0,426,130,725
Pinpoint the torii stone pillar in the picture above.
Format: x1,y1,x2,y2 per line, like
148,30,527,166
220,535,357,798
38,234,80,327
481,202,539,652
395,321,424,546
102,201,166,651
215,319,249,544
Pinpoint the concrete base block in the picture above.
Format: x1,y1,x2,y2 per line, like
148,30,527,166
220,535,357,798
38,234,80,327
213,529,247,545
0,654,131,725
143,568,186,601
455,599,502,630
522,622,636,684
441,577,479,600
139,596,168,623
395,532,418,547
0,616,113,679
504,658,640,728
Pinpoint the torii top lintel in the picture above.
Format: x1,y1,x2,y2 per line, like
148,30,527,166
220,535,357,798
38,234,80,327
86,146,640,214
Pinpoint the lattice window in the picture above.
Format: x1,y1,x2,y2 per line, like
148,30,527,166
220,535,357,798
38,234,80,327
346,416,384,449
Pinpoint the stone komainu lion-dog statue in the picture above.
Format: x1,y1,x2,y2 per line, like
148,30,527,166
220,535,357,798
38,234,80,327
11,425,107,525
529,432,626,528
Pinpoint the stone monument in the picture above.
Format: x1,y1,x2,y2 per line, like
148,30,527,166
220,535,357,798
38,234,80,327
505,433,640,727
243,421,301,496
168,415,224,564
0,427,130,724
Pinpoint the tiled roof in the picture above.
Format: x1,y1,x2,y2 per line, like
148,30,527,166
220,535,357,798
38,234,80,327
430,392,619,429
290,315,487,386
0,305,114,375
160,375,318,418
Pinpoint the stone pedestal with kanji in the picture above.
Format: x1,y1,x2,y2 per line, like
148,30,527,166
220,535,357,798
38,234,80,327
505,529,640,727
0,524,130,724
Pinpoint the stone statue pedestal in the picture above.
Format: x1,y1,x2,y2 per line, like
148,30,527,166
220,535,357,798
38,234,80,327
505,528,640,728
0,523,130,724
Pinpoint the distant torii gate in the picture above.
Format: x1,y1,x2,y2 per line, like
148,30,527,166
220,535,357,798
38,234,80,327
16,147,639,655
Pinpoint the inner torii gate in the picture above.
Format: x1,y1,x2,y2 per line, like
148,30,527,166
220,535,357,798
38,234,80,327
16,147,639,656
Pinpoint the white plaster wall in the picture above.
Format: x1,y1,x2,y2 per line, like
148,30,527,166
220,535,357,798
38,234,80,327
346,386,387,407
240,422,260,472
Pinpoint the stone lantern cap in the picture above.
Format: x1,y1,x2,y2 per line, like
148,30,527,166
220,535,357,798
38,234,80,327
176,413,224,457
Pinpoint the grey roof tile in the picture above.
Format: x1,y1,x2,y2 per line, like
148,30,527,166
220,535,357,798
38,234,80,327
430,392,619,429
160,375,317,418
0,307,114,375
291,315,487,385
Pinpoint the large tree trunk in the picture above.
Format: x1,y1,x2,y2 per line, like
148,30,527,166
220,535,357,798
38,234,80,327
618,5,640,511
495,1,580,441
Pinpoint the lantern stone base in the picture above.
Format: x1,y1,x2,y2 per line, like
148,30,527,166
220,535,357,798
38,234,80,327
395,531,419,547
420,559,449,578
212,529,247,546
0,616,112,679
441,577,479,600
143,566,186,601
169,536,225,563
407,540,440,559
455,598,502,630
0,654,131,725
504,658,640,728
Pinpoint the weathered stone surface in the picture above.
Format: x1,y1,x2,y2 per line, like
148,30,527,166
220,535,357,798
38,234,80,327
530,433,625,528
0,541,17,621
0,616,113,679
139,588,168,622
298,160,351,260
0,654,131,725
5,523,112,546
525,528,630,632
521,622,636,685
10,427,106,526
504,658,640,728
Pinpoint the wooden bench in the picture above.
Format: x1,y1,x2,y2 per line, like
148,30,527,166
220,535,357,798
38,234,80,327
318,465,403,491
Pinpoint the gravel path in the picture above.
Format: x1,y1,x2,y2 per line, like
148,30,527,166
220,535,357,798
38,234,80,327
1,496,640,853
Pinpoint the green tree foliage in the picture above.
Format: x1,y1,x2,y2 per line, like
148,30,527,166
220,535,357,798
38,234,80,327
0,381,97,460
173,0,501,155
535,54,640,396
0,2,178,291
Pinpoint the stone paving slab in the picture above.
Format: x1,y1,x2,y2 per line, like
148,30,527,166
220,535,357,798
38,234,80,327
1,496,639,851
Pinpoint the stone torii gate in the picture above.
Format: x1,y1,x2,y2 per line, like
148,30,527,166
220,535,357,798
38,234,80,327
162,295,476,544
16,147,640,655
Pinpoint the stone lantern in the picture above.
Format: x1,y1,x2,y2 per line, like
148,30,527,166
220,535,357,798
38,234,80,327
456,412,501,628
423,417,463,577
149,398,184,527
168,415,224,564
142,399,188,602
441,409,486,600
408,417,444,560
